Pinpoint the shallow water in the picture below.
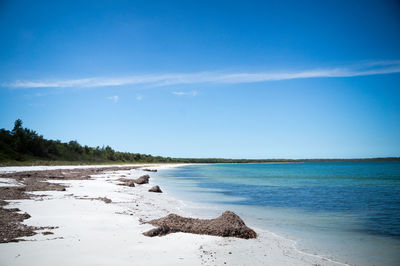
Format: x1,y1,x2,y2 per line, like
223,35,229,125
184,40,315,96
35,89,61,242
153,162,400,266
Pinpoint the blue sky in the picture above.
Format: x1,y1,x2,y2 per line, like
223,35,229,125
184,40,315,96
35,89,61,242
1,0,399,159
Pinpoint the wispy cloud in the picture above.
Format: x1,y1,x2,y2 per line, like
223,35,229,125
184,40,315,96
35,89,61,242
136,95,143,101
172,91,186,96
107,95,119,103
172,91,198,96
4,60,400,89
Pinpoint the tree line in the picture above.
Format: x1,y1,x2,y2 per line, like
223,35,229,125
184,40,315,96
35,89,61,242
0,119,175,163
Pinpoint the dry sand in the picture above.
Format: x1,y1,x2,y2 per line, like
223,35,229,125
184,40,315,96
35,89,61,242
0,164,346,266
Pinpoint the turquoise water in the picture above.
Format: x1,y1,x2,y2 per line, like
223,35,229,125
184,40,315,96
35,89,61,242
154,162,400,265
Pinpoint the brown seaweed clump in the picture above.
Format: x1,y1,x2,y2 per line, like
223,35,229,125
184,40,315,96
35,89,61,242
117,178,135,187
0,202,36,243
143,211,257,239
148,185,162,193
117,174,149,186
134,174,150,184
142,168,157,172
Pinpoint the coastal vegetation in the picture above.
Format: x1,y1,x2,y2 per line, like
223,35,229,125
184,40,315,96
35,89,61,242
0,120,399,166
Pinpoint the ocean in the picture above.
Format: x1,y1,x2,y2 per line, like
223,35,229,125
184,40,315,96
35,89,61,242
153,162,400,265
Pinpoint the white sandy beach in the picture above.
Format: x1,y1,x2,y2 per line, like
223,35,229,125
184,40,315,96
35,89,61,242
0,164,346,266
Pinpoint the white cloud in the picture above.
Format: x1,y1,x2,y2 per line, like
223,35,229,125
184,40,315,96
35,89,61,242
4,60,400,89
172,91,198,96
136,95,143,101
172,91,186,95
107,95,119,103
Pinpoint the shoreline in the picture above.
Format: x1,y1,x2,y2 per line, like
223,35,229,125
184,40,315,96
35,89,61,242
0,164,345,266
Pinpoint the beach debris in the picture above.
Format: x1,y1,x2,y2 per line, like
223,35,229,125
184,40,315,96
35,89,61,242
134,174,150,184
143,211,257,239
117,174,149,186
0,166,140,182
143,225,171,237
101,197,112,204
148,185,162,193
142,168,157,172
117,178,136,187
0,166,139,243
0,205,36,243
75,196,112,204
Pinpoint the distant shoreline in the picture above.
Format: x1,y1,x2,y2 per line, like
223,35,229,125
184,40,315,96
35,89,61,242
2,120,399,166
1,157,399,167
